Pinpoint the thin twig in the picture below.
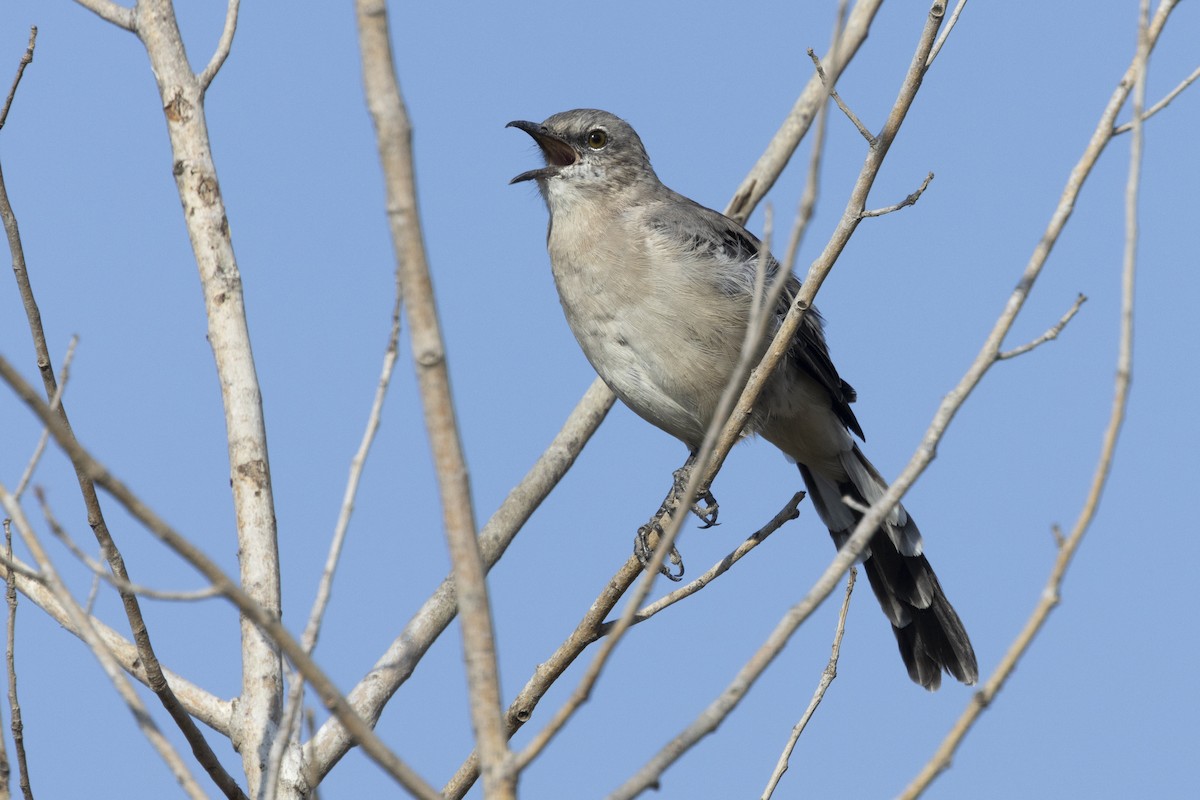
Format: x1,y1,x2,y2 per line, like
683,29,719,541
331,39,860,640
612,493,804,631
860,171,934,217
13,337,77,500
0,488,208,800
0,548,231,732
198,0,241,92
265,278,404,800
899,3,1156,797
779,0,846,278
761,569,856,800
308,378,614,787
4,522,31,800
1113,63,1200,134
926,0,969,67
809,48,873,142
37,489,221,602
441,495,802,797
0,355,441,800
997,293,1086,360
727,0,885,223
0,27,37,132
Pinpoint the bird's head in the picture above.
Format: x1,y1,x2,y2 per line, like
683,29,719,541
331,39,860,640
507,109,658,206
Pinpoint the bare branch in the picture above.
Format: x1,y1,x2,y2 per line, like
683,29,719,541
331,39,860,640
72,0,136,32
761,569,856,800
354,1,510,794
198,0,241,92
0,27,36,132
726,0,885,223
926,0,969,67
0,548,231,732
0,489,208,800
310,378,613,786
126,3,285,789
4,522,32,800
860,171,934,217
37,490,221,602
900,3,1159,797
809,48,873,142
0,354,441,800
443,558,642,798
13,337,76,500
265,278,405,800
1,62,249,795
779,0,843,278
615,494,803,630
443,494,801,797
997,293,1086,360
1113,63,1200,134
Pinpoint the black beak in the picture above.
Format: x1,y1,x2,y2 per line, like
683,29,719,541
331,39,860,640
507,120,577,184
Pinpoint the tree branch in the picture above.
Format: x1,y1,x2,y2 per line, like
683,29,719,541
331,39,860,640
926,0,969,67
0,29,248,796
0,489,208,800
353,1,511,795
72,0,136,32
125,2,285,790
198,0,241,92
726,0,885,223
0,27,36,132
1113,63,1200,134
809,48,873,142
996,293,1086,360
760,569,856,800
860,170,934,217
0,354,441,800
4,522,33,800
900,2,1156,795
306,378,613,783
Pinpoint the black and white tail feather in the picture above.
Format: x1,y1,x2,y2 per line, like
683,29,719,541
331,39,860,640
799,447,977,690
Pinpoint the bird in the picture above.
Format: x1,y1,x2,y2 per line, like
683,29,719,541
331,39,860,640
507,108,977,690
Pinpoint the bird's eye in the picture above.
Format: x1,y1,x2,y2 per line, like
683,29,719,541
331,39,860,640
586,129,608,149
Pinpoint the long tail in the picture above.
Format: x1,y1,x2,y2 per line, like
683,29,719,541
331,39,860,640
798,445,977,690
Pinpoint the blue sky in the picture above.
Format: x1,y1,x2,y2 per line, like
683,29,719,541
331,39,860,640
0,1,1197,798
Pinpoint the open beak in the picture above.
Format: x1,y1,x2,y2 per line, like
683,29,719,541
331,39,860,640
507,120,577,184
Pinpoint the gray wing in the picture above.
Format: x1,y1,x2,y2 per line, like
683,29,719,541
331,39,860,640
646,192,865,440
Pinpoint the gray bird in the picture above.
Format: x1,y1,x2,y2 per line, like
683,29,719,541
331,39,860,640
508,108,977,690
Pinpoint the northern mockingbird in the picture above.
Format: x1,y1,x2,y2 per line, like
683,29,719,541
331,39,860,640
508,108,977,690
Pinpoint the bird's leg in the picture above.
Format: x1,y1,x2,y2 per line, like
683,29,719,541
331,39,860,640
673,454,719,528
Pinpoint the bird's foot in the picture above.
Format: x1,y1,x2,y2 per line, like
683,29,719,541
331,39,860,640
672,466,719,528
635,521,685,582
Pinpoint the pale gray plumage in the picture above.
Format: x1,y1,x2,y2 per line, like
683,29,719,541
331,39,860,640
508,108,977,690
